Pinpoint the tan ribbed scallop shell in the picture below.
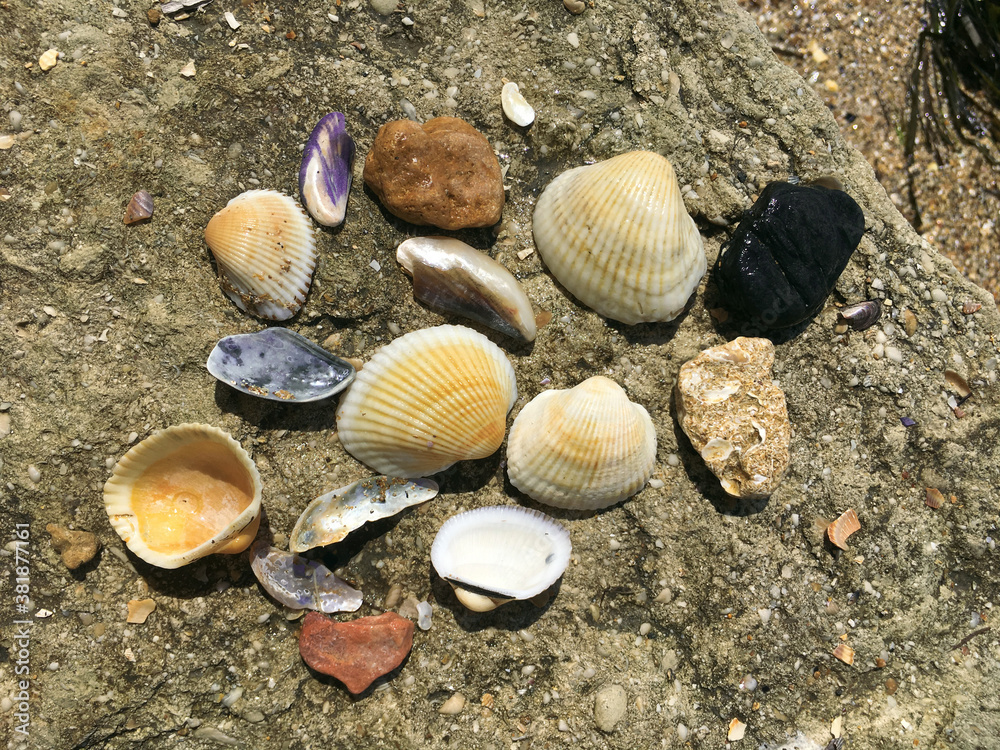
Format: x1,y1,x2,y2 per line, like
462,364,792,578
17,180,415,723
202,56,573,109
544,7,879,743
103,424,263,569
336,325,518,477
507,376,657,510
204,189,317,320
532,151,706,325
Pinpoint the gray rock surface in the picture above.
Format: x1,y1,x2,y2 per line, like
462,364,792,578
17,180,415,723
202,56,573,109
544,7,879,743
1,0,998,748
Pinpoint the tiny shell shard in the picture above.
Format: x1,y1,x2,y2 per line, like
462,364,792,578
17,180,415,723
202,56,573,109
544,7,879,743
675,338,790,499
827,508,860,549
123,190,154,225
832,642,855,665
250,541,363,613
299,112,356,227
500,82,535,127
39,49,59,71
290,476,439,552
397,236,537,341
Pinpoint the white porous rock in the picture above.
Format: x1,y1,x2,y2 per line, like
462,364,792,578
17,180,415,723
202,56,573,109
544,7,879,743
675,337,790,498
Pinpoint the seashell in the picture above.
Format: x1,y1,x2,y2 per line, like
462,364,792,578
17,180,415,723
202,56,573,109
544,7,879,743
506,376,656,510
290,476,439,552
207,327,355,402
336,325,517,477
715,181,865,332
962,300,982,315
832,643,855,665
501,82,535,127
396,236,536,341
430,505,572,612
944,369,972,399
39,49,59,71
826,508,860,550
299,112,356,227
532,151,706,325
123,190,154,225
837,299,881,331
925,487,944,509
103,423,262,569
249,540,363,613
204,189,317,320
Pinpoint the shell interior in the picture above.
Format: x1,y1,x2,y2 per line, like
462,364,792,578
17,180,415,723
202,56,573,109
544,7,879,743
207,327,356,402
103,423,262,569
430,506,571,600
250,541,362,613
290,476,439,552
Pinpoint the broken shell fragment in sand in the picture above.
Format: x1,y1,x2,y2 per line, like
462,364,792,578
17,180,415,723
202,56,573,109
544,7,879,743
299,112,356,227
675,337,791,499
103,423,262,569
250,540,363,613
207,328,355,402
290,476,439,553
827,508,860,550
396,235,536,341
837,299,881,331
431,505,572,612
500,81,535,127
123,190,154,225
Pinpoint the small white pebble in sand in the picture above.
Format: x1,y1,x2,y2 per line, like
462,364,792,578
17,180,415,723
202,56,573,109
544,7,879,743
438,693,466,715
567,32,580,48
27,465,41,483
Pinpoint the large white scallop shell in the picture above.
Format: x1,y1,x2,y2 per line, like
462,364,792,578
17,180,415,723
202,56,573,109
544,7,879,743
336,325,518,477
507,376,657,510
431,505,571,612
204,189,317,320
532,150,706,324
103,424,262,569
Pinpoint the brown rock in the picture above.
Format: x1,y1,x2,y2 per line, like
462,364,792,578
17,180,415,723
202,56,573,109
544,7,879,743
299,610,414,693
146,6,162,24
363,117,504,230
46,523,100,570
675,337,791,499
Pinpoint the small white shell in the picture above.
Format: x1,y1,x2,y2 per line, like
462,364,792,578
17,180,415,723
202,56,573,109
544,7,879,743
336,325,518,477
532,151,706,324
431,505,571,612
204,189,317,320
507,376,656,510
501,82,535,127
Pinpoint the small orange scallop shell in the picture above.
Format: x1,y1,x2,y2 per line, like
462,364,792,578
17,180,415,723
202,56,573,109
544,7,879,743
103,424,262,569
832,643,855,665
925,488,944,509
204,189,317,320
827,508,860,550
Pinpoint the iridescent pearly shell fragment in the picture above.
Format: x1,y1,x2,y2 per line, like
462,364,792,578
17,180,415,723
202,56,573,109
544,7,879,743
250,541,363,613
207,328,355,402
336,325,517,477
675,337,791,499
103,424,262,569
204,189,317,320
431,506,572,612
501,82,535,127
124,190,154,225
299,112,356,227
507,376,656,510
397,236,536,341
290,476,439,552
826,508,860,550
532,151,706,324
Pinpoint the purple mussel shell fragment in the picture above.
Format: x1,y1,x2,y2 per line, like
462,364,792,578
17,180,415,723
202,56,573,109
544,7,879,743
250,541,363,613
299,112,356,227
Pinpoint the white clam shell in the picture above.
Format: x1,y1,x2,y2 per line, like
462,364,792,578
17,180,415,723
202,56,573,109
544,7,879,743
336,325,518,477
507,376,657,510
103,424,262,569
501,81,535,127
532,150,706,324
204,189,317,320
431,505,571,610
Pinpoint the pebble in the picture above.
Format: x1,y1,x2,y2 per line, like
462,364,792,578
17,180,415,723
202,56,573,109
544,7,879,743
363,117,504,230
39,49,59,71
369,0,396,15
9,111,22,132
27,465,41,482
127,598,156,624
567,32,580,48
221,687,243,707
677,723,689,740
298,611,414,694
593,683,627,731
438,693,466,715
416,600,432,630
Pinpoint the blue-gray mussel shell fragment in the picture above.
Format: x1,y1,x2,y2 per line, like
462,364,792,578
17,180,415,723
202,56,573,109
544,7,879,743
714,181,864,332
250,541,363,613
299,112,356,227
291,476,440,553
207,327,355,402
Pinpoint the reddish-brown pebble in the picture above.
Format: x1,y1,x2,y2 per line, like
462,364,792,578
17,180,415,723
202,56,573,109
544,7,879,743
46,523,100,570
299,611,414,694
363,117,504,230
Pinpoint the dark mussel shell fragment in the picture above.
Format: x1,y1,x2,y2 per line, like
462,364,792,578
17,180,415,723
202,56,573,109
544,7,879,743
838,299,882,331
714,181,864,333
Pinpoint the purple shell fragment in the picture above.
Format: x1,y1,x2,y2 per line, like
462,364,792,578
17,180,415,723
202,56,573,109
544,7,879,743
299,112,356,227
900,417,916,427
250,541,363,613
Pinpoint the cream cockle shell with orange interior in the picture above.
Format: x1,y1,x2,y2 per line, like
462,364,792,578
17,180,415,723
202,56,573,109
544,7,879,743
103,423,262,569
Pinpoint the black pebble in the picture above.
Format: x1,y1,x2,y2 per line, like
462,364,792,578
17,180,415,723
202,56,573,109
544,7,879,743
714,181,865,333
